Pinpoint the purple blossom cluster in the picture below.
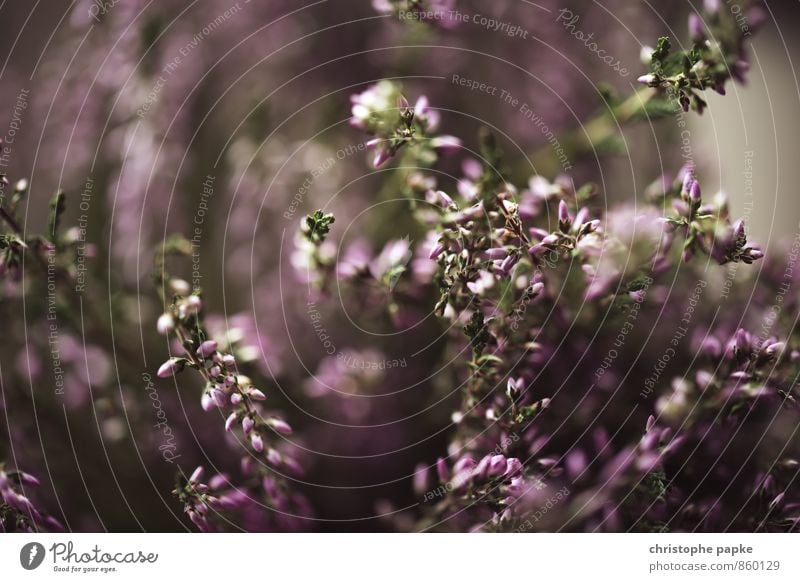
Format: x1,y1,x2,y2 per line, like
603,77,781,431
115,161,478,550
153,244,311,531
279,1,795,529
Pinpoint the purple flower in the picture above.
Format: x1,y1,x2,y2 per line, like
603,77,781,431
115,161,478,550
225,412,238,432
430,135,461,153
211,389,227,408
242,416,254,434
436,457,449,483
487,455,507,478
689,180,702,205
189,466,204,483
156,313,174,335
505,458,523,477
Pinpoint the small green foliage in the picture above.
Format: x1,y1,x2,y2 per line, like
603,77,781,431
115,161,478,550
464,310,490,359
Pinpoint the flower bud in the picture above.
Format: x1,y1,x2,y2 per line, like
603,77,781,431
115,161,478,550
640,46,654,65
472,455,491,481
251,433,264,452
267,448,282,466
201,392,214,411
701,336,722,358
397,95,410,112
185,295,203,314
436,190,454,208
453,456,476,474
211,389,227,408
170,279,191,296
484,247,509,260
436,457,449,484
413,464,428,495
430,135,461,153
637,74,658,86
505,458,523,477
734,328,751,359
225,412,238,432
769,492,785,510
209,473,228,489
528,227,550,241
506,378,521,400
189,466,204,483
498,254,518,276
558,200,571,231
373,147,391,168
744,247,764,261
746,5,767,32
732,219,745,241
429,243,446,260
506,476,525,497
764,341,785,359
689,180,702,204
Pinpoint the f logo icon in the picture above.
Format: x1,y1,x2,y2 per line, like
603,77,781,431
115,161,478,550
20,542,46,570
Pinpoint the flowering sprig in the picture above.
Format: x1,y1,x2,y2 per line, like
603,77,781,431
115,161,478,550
155,237,307,531
0,464,62,532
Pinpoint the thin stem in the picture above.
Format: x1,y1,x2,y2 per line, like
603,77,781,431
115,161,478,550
0,206,22,235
